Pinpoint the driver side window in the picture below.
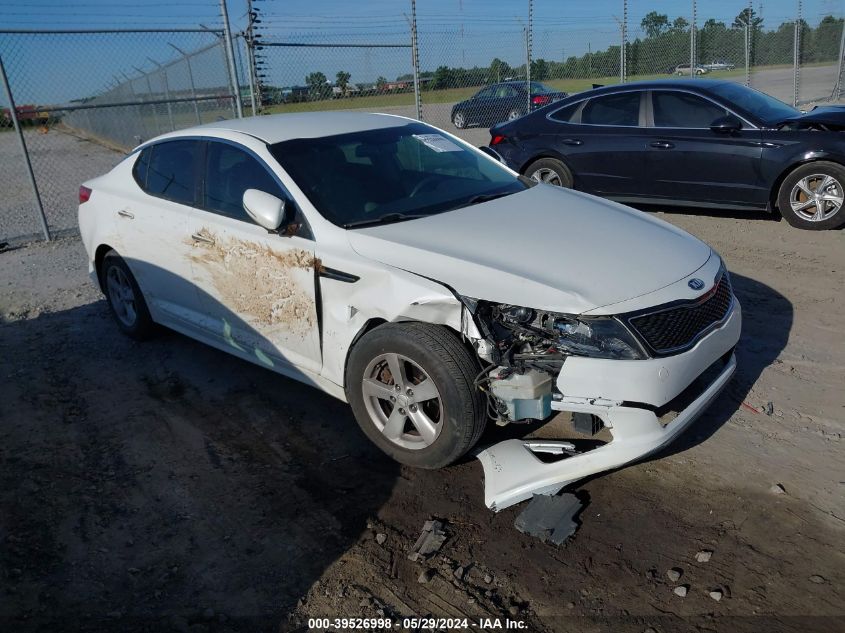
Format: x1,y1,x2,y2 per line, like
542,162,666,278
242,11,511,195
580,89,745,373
202,142,285,221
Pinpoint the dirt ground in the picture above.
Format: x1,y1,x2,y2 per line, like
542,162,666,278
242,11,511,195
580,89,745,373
1,207,843,633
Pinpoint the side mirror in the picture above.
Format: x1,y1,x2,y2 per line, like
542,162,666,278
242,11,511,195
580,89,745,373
243,188,286,231
710,115,742,133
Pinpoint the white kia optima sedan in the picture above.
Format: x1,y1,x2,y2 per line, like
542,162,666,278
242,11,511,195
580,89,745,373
79,112,741,509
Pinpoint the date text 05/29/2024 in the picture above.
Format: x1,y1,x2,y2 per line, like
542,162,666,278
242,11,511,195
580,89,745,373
307,617,528,630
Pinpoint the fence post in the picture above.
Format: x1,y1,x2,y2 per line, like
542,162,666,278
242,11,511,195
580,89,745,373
219,0,244,118
148,58,175,131
620,0,628,82
0,53,51,242
793,0,801,107
168,43,202,125
836,19,845,100
410,0,422,121
246,0,259,115
690,0,697,78
526,0,533,111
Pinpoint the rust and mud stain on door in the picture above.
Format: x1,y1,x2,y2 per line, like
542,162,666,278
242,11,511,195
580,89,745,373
186,228,316,333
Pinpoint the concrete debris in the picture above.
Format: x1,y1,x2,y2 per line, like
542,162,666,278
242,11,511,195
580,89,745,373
417,569,435,584
709,589,724,601
695,549,713,563
513,493,583,545
375,533,387,545
483,573,493,584
770,483,787,495
673,585,689,598
453,566,465,580
408,520,447,562
667,568,683,582
809,575,826,584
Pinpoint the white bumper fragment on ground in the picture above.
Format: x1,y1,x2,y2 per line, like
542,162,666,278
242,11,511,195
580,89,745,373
478,353,737,511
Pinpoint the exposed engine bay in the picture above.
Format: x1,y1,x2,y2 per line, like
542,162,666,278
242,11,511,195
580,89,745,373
469,301,645,426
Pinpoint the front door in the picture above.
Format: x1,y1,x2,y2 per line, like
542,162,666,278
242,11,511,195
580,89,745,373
185,140,321,374
643,90,765,205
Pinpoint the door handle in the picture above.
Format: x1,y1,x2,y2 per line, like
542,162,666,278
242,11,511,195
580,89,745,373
117,209,134,219
650,141,675,149
191,232,215,245
561,138,583,146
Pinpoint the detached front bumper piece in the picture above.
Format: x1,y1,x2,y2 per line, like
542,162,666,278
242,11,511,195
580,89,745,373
478,352,737,511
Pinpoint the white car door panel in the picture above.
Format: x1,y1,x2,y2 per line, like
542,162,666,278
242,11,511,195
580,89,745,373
185,140,322,373
120,141,206,335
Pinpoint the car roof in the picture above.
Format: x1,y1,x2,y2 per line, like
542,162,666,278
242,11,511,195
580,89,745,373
171,111,415,144
583,78,732,95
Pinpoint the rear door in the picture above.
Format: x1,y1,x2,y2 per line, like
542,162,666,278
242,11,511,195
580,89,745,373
547,90,649,197
643,89,765,205
185,140,321,373
121,139,207,335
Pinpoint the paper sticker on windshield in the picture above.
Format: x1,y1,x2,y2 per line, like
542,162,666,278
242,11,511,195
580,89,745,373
413,133,463,153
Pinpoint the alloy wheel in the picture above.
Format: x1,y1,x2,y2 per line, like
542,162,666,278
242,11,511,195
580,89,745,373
361,353,443,450
530,167,563,186
106,266,137,327
790,173,844,222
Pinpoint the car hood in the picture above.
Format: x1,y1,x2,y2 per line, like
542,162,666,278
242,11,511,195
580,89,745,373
777,105,845,127
347,185,712,314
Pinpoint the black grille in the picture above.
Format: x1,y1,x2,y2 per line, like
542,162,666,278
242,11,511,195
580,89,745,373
628,274,733,354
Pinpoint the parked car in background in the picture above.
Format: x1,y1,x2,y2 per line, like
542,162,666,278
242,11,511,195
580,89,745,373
78,112,740,501
487,79,845,229
451,81,567,129
703,60,736,72
673,64,709,75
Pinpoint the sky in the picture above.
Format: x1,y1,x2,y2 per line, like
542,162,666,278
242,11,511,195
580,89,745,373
1,0,843,105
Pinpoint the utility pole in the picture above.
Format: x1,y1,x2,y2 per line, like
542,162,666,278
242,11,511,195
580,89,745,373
793,0,801,106
690,0,697,78
246,0,259,115
526,0,533,110
409,0,422,121
219,0,243,118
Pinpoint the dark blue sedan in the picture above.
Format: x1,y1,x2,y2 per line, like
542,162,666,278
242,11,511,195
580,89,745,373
450,81,567,130
488,79,845,230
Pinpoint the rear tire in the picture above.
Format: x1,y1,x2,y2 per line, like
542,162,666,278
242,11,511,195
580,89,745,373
100,250,155,340
776,161,845,230
507,108,523,121
524,157,574,188
345,322,486,469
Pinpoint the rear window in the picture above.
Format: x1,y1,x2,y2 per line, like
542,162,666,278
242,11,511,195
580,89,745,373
143,140,198,206
581,92,641,126
548,102,580,123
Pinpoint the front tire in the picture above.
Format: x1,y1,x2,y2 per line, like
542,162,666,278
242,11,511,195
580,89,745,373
525,157,574,188
100,250,155,339
345,322,486,469
452,111,467,129
777,161,845,230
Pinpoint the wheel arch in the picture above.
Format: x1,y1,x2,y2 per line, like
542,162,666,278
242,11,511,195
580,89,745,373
518,150,574,176
93,243,116,292
769,155,845,215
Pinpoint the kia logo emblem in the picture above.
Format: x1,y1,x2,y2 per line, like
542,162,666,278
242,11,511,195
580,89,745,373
688,278,705,290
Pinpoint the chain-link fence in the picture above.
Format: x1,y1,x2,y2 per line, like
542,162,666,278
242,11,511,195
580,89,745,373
3,1,845,244
0,28,239,242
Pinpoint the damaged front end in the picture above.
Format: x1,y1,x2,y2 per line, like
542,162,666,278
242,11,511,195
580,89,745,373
469,300,646,426
464,288,741,512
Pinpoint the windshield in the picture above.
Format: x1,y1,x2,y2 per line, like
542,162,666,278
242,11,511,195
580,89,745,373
709,82,799,124
269,122,527,228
